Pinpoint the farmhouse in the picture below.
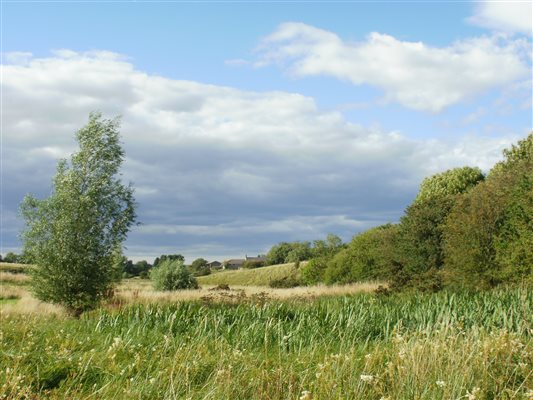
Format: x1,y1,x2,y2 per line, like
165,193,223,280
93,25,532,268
223,255,267,270
206,261,222,269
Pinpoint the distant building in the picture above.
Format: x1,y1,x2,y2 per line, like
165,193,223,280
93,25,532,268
206,261,222,269
223,259,245,270
223,255,267,270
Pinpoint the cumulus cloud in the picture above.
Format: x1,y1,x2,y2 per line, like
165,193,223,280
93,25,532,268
468,1,532,35
254,22,529,112
2,51,522,261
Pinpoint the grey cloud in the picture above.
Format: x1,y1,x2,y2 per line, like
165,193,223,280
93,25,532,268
1,51,521,262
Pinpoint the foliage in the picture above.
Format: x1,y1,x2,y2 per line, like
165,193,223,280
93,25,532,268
414,166,484,204
120,258,153,279
153,254,185,268
266,236,343,266
311,234,344,258
268,275,302,288
2,252,20,263
285,242,312,263
151,259,199,291
389,166,485,291
444,134,533,288
20,113,136,316
323,224,399,285
190,258,211,276
241,260,265,269
266,242,297,265
301,257,329,285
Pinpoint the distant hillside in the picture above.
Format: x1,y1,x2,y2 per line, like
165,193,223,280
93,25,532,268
197,262,302,286
0,262,31,274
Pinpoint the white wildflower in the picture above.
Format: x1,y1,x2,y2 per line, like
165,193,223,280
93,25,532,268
360,374,374,383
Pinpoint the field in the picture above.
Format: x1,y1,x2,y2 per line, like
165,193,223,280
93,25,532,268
197,262,300,286
0,263,532,399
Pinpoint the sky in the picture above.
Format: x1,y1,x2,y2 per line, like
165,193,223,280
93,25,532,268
1,0,532,263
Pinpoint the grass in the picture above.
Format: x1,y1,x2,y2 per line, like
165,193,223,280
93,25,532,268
1,286,531,399
197,262,301,286
0,262,31,274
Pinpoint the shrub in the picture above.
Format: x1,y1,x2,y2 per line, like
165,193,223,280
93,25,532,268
301,257,328,285
242,260,265,269
323,224,399,285
151,260,199,291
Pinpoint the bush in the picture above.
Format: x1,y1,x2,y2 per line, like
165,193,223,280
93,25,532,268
323,224,399,285
242,260,265,269
301,257,328,285
151,260,199,291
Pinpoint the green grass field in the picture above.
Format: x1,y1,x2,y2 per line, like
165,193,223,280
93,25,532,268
197,262,300,286
1,287,531,399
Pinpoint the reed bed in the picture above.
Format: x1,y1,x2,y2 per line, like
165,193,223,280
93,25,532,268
1,287,531,399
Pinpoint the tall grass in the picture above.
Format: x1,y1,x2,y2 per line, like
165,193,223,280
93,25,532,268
1,287,531,399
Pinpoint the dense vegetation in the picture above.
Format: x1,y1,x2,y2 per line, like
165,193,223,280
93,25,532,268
151,259,199,291
1,288,530,399
296,134,532,290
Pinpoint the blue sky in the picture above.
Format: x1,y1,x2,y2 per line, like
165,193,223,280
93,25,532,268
2,1,532,262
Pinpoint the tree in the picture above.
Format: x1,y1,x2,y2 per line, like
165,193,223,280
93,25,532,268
151,259,199,291
391,166,484,290
3,252,19,263
414,166,484,204
190,257,211,276
154,254,185,268
266,242,294,265
20,112,137,316
444,134,532,288
323,224,399,285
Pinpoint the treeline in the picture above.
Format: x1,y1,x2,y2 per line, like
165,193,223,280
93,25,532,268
268,134,532,291
118,254,215,278
0,252,26,264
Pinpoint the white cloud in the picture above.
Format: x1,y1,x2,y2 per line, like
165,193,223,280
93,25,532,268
255,22,529,111
2,50,523,260
468,1,532,35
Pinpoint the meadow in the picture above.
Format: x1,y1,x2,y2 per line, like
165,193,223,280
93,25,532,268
1,261,531,400
196,262,301,286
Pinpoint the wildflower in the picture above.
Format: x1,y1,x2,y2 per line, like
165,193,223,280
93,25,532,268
466,387,480,400
360,374,374,383
299,390,312,400
436,380,445,387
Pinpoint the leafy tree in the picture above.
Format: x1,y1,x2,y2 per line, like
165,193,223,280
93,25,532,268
392,166,484,290
415,166,484,204
154,254,185,268
191,258,208,270
20,113,136,316
151,259,199,291
312,234,344,258
190,257,211,276
323,224,399,284
3,252,19,263
266,242,294,265
444,134,532,287
285,241,312,263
